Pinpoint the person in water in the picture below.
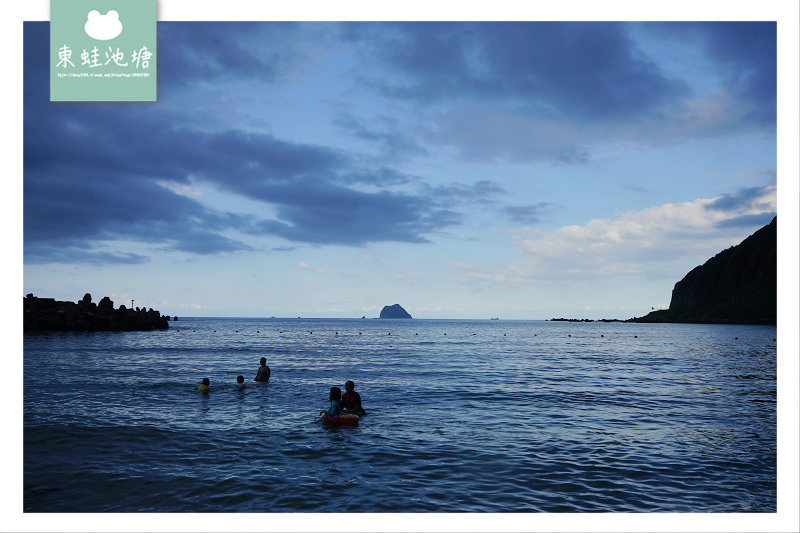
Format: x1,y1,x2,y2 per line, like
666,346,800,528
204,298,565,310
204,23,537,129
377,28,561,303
319,386,342,417
197,377,210,392
236,375,247,390
341,380,366,416
254,357,270,382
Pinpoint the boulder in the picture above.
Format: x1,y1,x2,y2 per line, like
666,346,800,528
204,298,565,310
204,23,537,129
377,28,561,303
98,296,114,313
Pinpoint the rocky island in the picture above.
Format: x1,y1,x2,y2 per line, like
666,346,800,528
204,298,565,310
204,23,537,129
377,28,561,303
24,293,171,332
379,304,412,319
632,216,776,325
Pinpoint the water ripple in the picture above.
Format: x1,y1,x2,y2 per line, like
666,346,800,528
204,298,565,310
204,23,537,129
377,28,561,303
24,319,777,512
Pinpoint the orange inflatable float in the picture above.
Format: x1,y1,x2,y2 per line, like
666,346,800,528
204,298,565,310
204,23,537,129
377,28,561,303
321,413,359,426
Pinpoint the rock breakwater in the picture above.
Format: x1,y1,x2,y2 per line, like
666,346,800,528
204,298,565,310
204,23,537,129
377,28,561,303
24,293,170,332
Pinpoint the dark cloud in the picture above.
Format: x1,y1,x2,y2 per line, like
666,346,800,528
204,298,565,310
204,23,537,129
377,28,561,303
705,185,776,230
646,22,776,130
340,21,775,164
714,213,776,229
24,156,257,261
553,147,593,166
157,22,326,91
421,180,507,207
504,203,555,225
333,112,429,161
342,22,690,122
23,242,150,266
705,186,772,212
339,167,417,188
24,23,460,264
255,187,462,245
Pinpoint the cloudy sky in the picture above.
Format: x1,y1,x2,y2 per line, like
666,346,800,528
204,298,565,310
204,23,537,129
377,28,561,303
21,7,788,320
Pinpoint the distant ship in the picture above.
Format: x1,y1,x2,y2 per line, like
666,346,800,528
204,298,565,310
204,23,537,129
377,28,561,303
490,317,499,320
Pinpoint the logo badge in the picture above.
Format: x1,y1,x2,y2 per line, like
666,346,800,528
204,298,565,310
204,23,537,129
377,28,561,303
50,0,157,102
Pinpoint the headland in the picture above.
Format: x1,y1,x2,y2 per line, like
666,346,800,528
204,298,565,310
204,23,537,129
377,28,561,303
631,216,776,325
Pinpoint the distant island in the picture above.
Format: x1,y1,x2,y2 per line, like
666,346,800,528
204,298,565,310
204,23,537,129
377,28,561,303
24,293,171,332
632,216,776,325
379,304,412,319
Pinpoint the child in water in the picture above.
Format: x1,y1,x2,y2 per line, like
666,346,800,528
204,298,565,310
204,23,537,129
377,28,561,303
319,386,342,417
236,375,247,390
197,377,210,392
341,380,366,416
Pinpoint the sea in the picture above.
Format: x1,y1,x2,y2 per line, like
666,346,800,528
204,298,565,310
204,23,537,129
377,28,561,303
21,317,779,526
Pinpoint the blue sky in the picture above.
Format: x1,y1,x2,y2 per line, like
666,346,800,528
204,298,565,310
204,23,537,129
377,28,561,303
20,11,789,320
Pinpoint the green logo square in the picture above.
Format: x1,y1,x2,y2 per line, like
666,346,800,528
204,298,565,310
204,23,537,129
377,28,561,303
50,0,157,102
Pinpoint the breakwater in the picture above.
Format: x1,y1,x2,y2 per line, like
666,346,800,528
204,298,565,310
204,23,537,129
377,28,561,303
23,293,170,332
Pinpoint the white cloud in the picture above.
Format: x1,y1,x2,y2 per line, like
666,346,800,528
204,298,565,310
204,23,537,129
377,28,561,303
156,180,203,199
395,272,428,284
457,186,776,286
297,261,327,275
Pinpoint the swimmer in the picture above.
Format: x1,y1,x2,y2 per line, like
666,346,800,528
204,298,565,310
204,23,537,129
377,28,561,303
236,375,247,390
341,380,366,416
197,377,210,392
319,387,342,418
254,357,271,382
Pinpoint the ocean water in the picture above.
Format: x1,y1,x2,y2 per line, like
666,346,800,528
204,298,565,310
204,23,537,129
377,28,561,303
23,318,777,513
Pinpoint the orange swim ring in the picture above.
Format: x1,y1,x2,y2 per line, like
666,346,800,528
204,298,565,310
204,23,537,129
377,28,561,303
321,413,359,426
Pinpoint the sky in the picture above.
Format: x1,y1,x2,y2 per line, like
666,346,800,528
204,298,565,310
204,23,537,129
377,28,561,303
19,6,793,321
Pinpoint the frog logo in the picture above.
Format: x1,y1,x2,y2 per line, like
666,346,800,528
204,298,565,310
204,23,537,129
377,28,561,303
84,9,123,41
